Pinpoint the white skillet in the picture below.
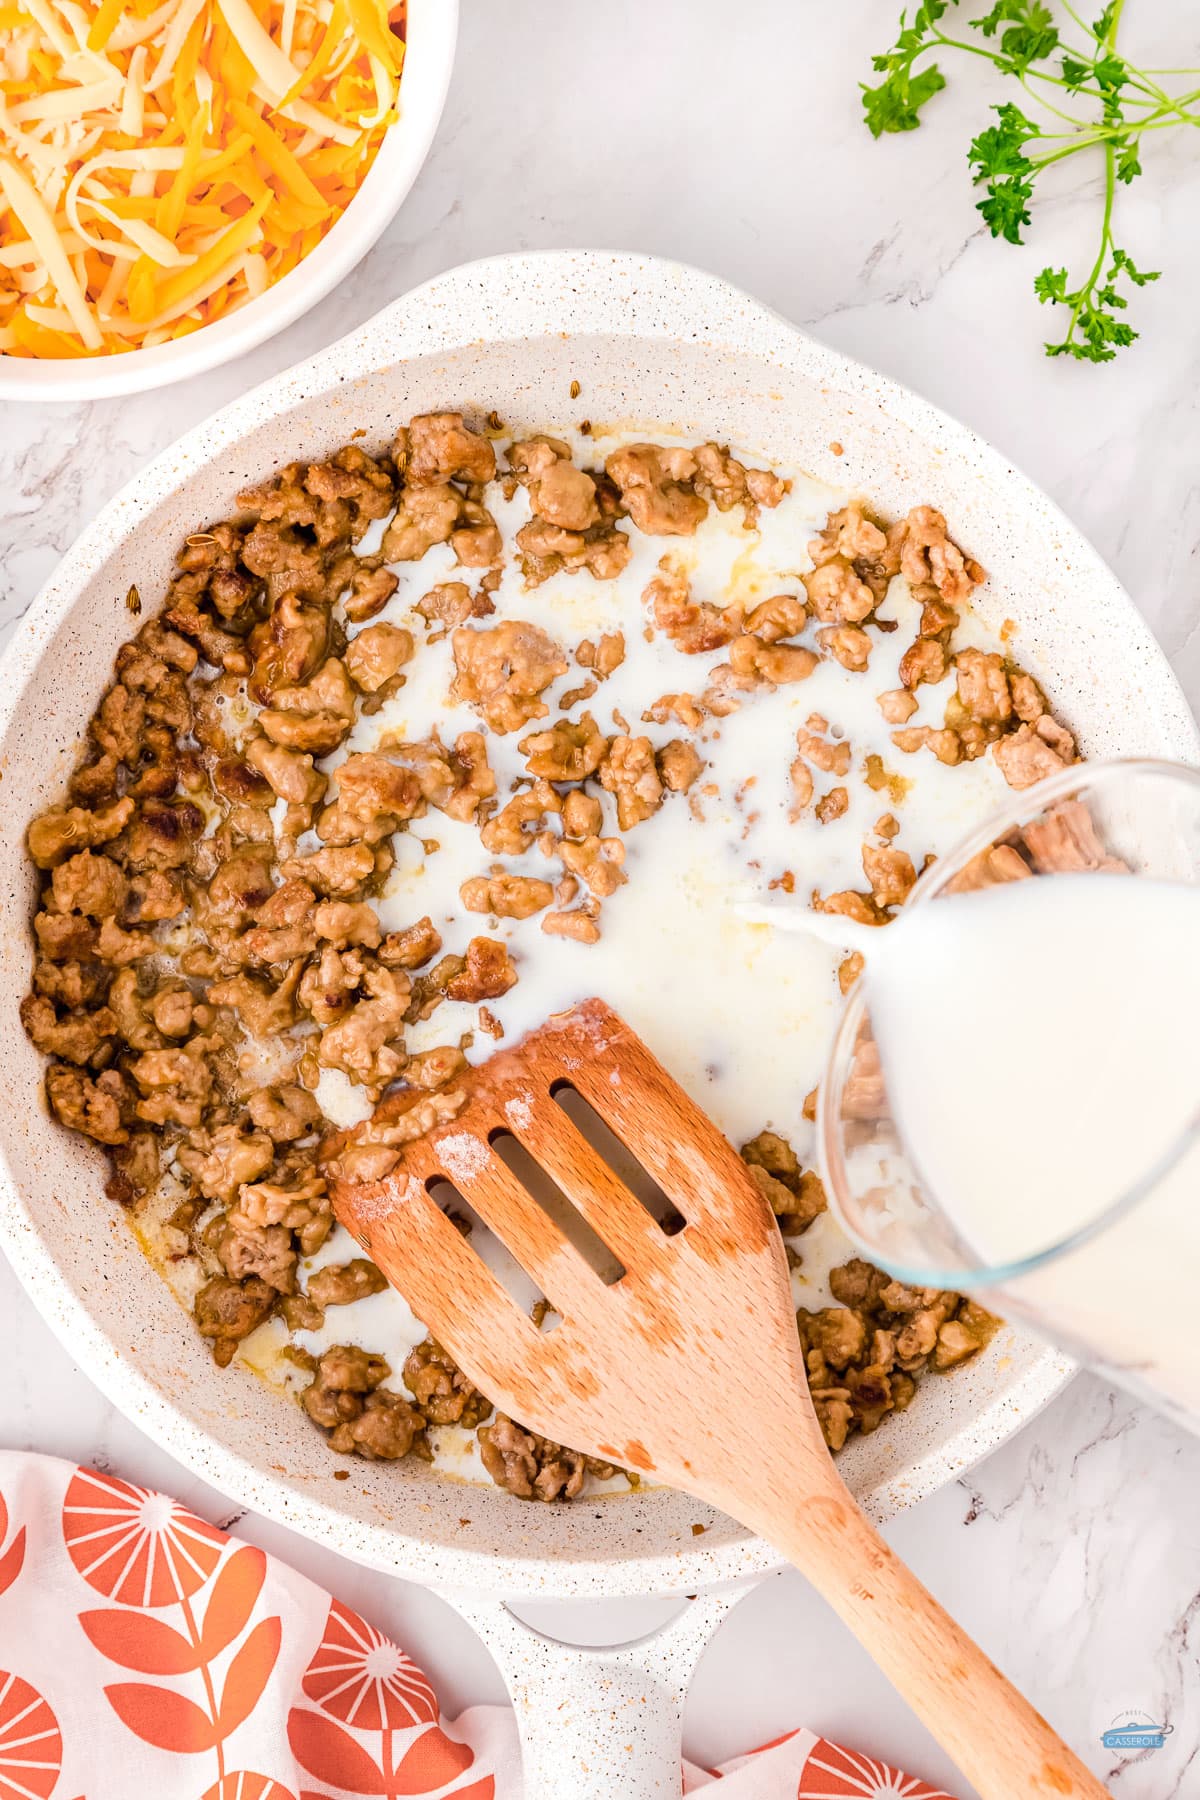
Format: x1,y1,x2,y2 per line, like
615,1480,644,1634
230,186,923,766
0,252,1193,1794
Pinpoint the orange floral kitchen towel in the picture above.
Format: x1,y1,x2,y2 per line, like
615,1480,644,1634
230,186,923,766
0,1453,956,1799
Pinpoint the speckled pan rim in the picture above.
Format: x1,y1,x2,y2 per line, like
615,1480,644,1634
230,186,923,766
0,250,1193,1598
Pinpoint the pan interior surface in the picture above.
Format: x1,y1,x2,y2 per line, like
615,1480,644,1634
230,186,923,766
0,254,1189,1597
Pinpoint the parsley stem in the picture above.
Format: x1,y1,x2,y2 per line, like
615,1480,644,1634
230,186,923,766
1061,139,1117,357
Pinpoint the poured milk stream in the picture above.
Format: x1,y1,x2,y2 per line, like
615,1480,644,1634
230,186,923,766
139,427,1031,1483
807,875,1200,1422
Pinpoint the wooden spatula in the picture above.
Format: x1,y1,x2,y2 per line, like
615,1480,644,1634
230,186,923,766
333,997,1111,1800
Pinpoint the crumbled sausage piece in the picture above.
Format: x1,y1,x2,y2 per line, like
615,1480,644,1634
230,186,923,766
808,502,902,603
520,712,607,781
945,843,1032,894
260,657,356,756
814,889,885,927
460,874,555,919
194,1275,276,1367
955,648,1012,725
248,593,330,702
898,505,985,606
317,965,412,1086
281,843,376,898
245,736,327,805
406,411,496,486
795,729,852,778
450,621,568,733
129,1047,214,1128
605,444,707,536
862,843,917,909
838,951,864,993
1009,668,1047,724
308,1258,388,1308
478,1414,593,1502
559,835,626,897
403,1045,468,1089
384,732,495,826
892,725,962,766
445,937,517,1002
319,753,423,847
177,1123,275,1203
515,516,633,586
729,635,819,685
878,688,918,725
899,637,949,690
311,901,381,950
691,442,788,526
644,569,738,655
799,1307,869,1371
248,1084,322,1142
218,1218,297,1294
745,594,807,642
803,558,875,626
231,1176,331,1254
404,1338,492,1427
541,908,601,945
345,623,413,694
32,958,108,1010
379,917,442,970
598,734,663,829
789,758,814,815
509,436,600,531
381,483,461,562
816,787,849,824
451,500,503,569
740,1133,827,1236
646,704,706,746
481,781,563,855
1022,800,1114,873
817,626,871,673
993,718,1076,789
51,850,128,919
302,1344,390,1427
414,581,487,639
332,1389,427,1460
344,563,400,624
205,845,276,928
576,632,626,678
45,1063,128,1142
658,740,703,793
561,790,603,839
27,799,134,867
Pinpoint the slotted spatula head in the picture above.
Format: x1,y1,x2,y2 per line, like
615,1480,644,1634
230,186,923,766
331,997,822,1501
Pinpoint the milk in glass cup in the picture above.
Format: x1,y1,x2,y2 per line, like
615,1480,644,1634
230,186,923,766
816,759,1200,1433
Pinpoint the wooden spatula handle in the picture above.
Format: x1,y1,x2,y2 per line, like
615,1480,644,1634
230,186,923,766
763,1490,1111,1799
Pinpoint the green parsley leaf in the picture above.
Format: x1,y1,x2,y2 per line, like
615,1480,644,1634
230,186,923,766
973,1,1059,73
1034,266,1068,305
862,64,947,137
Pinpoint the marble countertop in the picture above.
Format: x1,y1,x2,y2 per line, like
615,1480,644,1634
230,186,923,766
3,3,1200,1793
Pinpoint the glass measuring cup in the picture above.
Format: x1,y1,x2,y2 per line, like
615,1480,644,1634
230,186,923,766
818,758,1200,1434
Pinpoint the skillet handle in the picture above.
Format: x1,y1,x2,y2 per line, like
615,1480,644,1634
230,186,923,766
441,1587,741,1797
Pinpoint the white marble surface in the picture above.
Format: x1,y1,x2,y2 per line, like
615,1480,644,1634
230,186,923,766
3,2,1200,1793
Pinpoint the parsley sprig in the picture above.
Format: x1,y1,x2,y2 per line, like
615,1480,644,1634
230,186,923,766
861,1,1188,362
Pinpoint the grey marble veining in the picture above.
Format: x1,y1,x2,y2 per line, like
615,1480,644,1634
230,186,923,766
2,3,1198,1790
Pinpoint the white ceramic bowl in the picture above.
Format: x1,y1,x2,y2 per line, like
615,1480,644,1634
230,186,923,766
0,253,1195,1616
0,0,458,405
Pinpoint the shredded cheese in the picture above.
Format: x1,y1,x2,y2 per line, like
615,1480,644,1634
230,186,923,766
0,0,405,358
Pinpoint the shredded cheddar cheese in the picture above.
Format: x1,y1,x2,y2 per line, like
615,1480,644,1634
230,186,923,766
0,0,406,358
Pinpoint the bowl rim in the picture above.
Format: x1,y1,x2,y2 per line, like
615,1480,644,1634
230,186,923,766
0,0,459,405
5,247,1192,1595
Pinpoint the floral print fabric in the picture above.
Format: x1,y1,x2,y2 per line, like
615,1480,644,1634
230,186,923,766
0,1454,954,1799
